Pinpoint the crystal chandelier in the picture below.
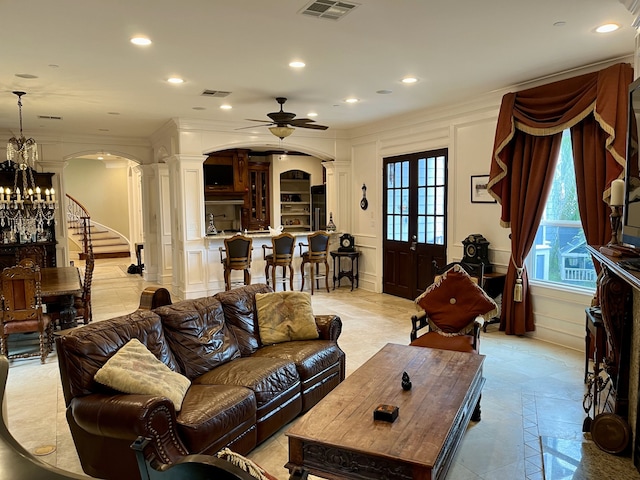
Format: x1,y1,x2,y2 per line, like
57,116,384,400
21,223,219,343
2,91,57,241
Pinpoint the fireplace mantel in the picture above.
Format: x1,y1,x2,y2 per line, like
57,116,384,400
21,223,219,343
588,245,638,465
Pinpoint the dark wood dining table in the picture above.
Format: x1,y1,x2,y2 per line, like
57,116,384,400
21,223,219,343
40,266,82,330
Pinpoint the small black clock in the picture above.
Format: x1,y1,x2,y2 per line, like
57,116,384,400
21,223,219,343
461,234,492,273
339,233,355,252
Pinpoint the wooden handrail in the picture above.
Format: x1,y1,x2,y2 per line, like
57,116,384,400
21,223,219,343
66,193,92,257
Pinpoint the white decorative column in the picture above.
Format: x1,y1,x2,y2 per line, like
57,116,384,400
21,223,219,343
38,159,69,266
166,154,208,299
323,160,351,233
636,31,640,81
140,163,172,284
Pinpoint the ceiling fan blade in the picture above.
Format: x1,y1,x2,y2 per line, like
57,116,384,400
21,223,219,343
235,123,273,131
295,123,329,130
289,118,315,126
245,119,274,123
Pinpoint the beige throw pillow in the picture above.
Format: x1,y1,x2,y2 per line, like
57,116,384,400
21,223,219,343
94,338,191,411
255,291,319,345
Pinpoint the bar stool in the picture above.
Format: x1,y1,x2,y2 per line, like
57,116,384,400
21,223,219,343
263,232,295,291
299,231,330,294
219,235,253,291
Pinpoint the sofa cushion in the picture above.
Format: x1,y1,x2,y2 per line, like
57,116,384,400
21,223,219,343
155,296,241,379
55,310,178,401
409,331,476,352
215,284,273,356
251,340,342,382
255,291,319,345
193,356,299,409
415,264,497,333
177,384,256,453
94,338,191,411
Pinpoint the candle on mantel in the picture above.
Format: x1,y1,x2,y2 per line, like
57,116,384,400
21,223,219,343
611,179,625,206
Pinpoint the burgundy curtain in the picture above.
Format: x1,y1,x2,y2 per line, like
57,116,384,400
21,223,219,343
488,63,632,335
571,114,610,256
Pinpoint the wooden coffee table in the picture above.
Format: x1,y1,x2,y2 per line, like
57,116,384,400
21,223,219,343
286,343,485,480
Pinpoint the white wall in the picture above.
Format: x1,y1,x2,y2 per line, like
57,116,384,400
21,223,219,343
347,81,603,349
65,158,131,239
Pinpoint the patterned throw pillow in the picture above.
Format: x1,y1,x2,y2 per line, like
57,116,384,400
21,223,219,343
255,291,319,345
415,264,498,333
94,338,191,411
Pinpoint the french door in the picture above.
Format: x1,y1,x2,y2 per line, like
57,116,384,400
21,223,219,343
383,149,447,299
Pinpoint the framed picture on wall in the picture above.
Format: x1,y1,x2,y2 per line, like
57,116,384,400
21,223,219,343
470,175,496,203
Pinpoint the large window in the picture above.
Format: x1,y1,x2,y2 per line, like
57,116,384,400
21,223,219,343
525,131,597,290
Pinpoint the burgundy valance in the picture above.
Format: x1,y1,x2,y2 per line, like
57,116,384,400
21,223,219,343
488,63,633,227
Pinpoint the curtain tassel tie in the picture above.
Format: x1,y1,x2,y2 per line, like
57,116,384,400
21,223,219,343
514,266,524,302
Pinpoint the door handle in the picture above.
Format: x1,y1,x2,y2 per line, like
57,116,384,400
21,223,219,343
410,235,417,251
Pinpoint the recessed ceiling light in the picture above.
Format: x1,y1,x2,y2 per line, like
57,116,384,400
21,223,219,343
289,61,305,68
596,23,620,33
167,77,184,84
131,36,152,46
220,105,232,110
307,112,318,117
345,98,359,103
97,156,104,160
402,77,418,84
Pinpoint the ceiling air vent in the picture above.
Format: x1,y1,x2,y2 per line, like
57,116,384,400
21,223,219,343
300,0,359,20
37,115,63,120
201,90,231,98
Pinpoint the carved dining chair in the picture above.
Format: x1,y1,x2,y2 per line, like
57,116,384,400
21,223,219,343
0,263,53,364
263,232,296,291
299,231,330,294
219,235,253,291
409,260,496,420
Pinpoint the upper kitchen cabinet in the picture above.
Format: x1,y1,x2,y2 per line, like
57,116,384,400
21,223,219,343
203,148,249,194
245,162,271,231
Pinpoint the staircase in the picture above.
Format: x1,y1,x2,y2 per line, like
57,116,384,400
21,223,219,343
67,194,130,260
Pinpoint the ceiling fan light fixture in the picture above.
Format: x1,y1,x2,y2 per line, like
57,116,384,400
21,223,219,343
269,126,295,140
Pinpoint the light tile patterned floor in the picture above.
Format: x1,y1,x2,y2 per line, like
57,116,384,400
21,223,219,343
3,258,640,479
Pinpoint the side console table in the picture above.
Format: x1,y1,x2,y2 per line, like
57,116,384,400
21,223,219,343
330,250,360,291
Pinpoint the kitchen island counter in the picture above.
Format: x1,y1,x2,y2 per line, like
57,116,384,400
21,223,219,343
203,231,339,292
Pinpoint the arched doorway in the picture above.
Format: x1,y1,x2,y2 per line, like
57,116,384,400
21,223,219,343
63,153,142,262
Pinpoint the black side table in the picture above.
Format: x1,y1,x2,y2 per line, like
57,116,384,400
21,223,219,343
330,250,361,291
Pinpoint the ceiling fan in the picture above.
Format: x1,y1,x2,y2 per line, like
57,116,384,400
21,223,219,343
242,97,329,139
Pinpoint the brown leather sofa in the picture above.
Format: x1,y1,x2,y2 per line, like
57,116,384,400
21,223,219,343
56,284,345,480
